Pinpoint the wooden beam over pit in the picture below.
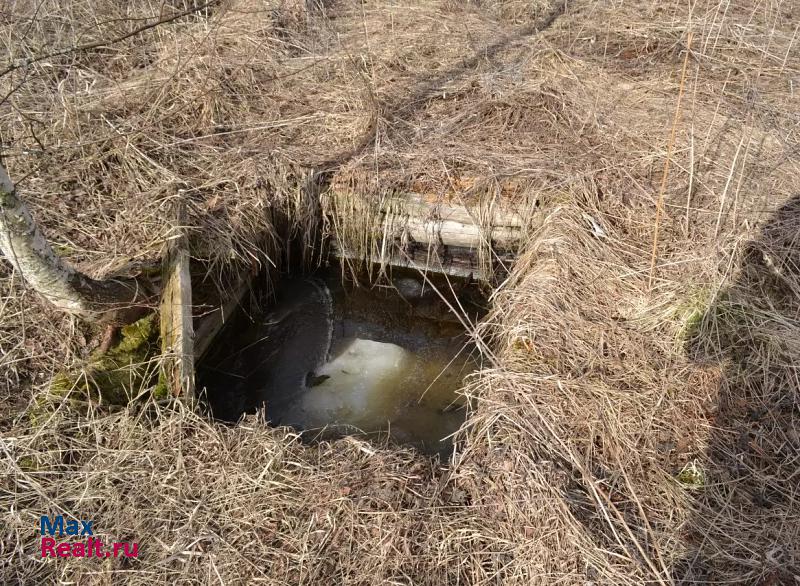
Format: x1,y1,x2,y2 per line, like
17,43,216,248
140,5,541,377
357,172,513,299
324,190,525,280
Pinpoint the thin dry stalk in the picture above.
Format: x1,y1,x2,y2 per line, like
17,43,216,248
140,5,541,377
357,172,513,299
649,31,693,289
1,1,799,584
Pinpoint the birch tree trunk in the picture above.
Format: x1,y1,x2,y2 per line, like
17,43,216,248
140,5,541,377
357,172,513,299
0,164,155,323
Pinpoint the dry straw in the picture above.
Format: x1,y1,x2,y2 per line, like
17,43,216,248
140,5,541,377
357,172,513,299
1,0,799,584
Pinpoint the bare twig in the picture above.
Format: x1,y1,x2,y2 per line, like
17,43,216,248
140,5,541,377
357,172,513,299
0,0,219,79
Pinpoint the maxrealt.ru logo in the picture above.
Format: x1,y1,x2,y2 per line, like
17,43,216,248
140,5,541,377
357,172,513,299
40,515,139,559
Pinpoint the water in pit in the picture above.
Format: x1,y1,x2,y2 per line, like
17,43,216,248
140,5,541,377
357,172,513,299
197,268,486,455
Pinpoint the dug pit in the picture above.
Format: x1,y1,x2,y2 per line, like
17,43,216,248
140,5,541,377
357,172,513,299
197,266,487,455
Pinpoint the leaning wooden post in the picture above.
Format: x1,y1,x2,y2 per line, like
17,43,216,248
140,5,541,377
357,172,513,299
159,200,195,398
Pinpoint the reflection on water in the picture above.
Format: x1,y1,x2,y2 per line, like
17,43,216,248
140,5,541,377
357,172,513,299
198,268,484,454
282,338,471,453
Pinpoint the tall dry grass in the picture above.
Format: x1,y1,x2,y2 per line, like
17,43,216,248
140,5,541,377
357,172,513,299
1,0,799,583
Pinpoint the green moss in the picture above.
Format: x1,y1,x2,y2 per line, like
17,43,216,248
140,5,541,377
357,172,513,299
51,243,77,257
89,314,159,403
673,286,712,341
676,461,705,490
33,314,161,422
678,306,705,342
153,374,171,401
112,316,158,356
29,372,91,425
18,456,39,472
673,287,740,345
50,371,76,394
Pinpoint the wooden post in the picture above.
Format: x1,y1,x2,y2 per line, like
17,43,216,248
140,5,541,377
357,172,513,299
159,201,195,398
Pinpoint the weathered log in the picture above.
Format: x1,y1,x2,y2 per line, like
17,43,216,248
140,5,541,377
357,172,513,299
329,239,515,280
325,190,524,279
380,193,523,249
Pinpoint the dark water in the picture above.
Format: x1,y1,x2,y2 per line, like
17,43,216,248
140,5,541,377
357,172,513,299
198,268,485,454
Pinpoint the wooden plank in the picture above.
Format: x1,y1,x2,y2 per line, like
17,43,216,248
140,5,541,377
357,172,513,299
192,276,250,361
159,203,195,398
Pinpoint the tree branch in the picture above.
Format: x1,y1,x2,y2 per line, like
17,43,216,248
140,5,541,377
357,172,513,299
0,0,220,79
0,164,156,323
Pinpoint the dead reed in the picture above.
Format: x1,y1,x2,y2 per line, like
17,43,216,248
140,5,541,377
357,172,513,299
1,0,798,583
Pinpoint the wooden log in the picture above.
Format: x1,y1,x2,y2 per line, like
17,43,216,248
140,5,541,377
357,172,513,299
329,239,515,280
325,191,524,279
382,194,524,250
159,203,195,398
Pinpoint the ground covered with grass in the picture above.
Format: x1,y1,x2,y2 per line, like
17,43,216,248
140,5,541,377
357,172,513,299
1,0,799,583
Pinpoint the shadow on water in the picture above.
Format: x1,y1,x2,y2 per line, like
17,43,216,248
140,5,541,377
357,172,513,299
197,264,488,456
677,196,800,583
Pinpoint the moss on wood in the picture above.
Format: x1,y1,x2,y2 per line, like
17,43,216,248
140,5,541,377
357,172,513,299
33,314,160,422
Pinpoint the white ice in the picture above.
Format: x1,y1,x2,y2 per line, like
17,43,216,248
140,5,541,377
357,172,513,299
285,338,414,429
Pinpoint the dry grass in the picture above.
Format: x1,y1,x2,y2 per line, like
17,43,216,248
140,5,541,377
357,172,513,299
1,0,799,583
